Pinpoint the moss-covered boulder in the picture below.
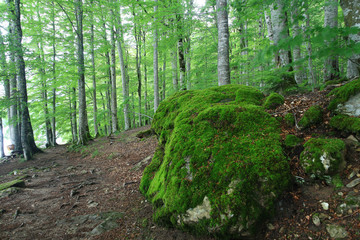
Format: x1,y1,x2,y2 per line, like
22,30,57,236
298,105,323,129
330,114,360,135
284,113,295,127
328,79,360,114
263,93,284,110
300,138,346,178
140,85,291,238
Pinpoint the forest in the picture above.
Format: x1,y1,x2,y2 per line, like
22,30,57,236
0,0,359,158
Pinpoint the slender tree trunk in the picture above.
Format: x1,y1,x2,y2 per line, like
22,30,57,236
178,37,186,90
216,0,231,86
291,0,304,85
114,0,130,130
90,0,98,137
304,3,316,91
0,118,4,158
161,53,166,101
135,26,142,126
171,46,178,91
340,0,360,79
143,31,149,125
153,0,160,112
75,0,90,145
51,1,57,146
324,0,339,81
70,87,78,143
109,17,118,133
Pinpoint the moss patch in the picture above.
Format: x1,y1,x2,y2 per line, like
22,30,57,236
263,93,284,110
284,135,303,148
284,113,295,127
298,105,323,129
300,138,346,178
328,79,360,111
330,114,360,134
0,179,25,191
140,84,291,238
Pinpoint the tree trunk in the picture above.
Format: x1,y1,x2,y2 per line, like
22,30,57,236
153,0,160,112
0,117,4,158
340,0,360,79
109,15,118,133
162,52,166,101
51,1,57,146
304,3,316,91
291,0,304,85
324,0,339,81
171,47,178,91
114,0,130,130
75,0,90,145
143,31,149,125
70,87,78,143
8,0,41,160
216,0,231,86
90,0,98,137
134,24,142,126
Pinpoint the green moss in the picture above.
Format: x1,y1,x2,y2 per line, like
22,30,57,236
0,179,25,191
263,93,285,110
140,85,290,237
284,135,303,148
298,105,323,129
284,113,295,126
300,138,346,177
330,114,360,134
328,79,360,111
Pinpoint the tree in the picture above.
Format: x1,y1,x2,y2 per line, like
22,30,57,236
340,0,360,79
7,0,41,160
153,0,160,112
324,0,339,81
75,0,90,145
216,0,231,86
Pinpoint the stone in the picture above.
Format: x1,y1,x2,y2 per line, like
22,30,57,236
347,135,359,142
300,138,346,178
267,223,275,230
337,92,360,117
348,169,359,179
321,202,329,210
326,224,348,239
312,214,321,226
140,85,291,238
346,178,360,188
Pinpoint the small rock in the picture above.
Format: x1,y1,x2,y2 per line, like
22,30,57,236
32,174,38,178
267,223,275,230
326,224,348,239
347,135,358,142
348,169,359,179
312,214,321,226
87,200,99,208
70,190,79,197
321,202,329,210
346,178,360,188
337,192,344,196
319,213,330,220
80,170,88,174
279,227,285,233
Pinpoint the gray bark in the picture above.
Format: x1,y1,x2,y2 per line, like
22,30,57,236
143,31,149,125
109,17,118,133
304,4,316,91
0,118,4,158
340,0,360,79
171,47,178,91
51,1,57,146
216,0,231,86
90,0,98,137
324,0,339,81
291,0,305,85
75,0,90,145
153,0,160,112
114,0,130,130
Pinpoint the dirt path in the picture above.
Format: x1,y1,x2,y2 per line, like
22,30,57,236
0,126,212,240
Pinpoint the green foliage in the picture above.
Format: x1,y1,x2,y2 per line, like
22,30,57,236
284,135,303,148
284,113,295,127
300,138,346,177
263,93,285,110
330,114,360,134
328,79,360,111
298,105,323,129
331,174,344,189
140,85,291,237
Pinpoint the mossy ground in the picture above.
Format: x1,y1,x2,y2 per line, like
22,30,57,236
330,114,360,134
298,105,323,129
284,135,303,148
140,85,291,238
328,79,360,111
263,93,285,110
300,138,346,177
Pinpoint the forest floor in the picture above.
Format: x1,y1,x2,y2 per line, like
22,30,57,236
0,88,360,240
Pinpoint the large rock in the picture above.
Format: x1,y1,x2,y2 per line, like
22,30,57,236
300,138,346,178
140,85,291,238
328,78,360,114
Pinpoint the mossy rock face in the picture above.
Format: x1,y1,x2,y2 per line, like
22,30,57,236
284,135,303,148
300,138,346,178
140,85,291,238
284,113,295,127
328,79,360,112
330,114,360,134
263,93,284,110
298,105,323,129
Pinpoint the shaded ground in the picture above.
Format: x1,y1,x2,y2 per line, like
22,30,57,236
1,88,360,240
